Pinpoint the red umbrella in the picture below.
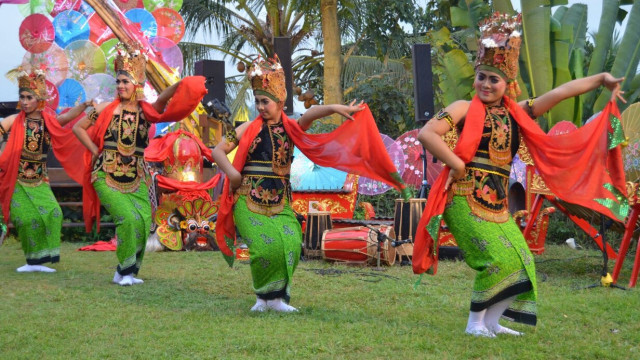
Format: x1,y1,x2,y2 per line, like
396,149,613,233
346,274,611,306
51,0,82,17
152,7,185,44
19,14,55,54
88,13,115,45
396,129,443,188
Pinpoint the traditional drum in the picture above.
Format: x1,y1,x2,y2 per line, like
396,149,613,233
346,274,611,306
393,198,427,258
321,226,396,266
303,211,332,258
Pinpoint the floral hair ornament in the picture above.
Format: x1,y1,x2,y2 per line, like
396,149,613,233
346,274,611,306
247,55,287,103
475,12,522,99
113,42,148,85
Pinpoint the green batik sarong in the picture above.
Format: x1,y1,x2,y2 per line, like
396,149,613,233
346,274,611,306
9,182,62,265
234,195,301,303
93,171,151,276
443,195,537,325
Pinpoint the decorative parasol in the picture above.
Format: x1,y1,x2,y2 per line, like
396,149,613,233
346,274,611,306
125,8,157,38
358,134,405,195
113,0,142,12
82,73,116,104
509,154,526,188
50,0,82,17
621,103,640,183
64,40,107,81
88,12,115,45
56,78,86,113
149,36,183,75
152,7,184,44
21,43,69,85
18,0,54,17
19,14,55,54
53,10,90,48
143,81,158,102
44,79,60,112
290,147,348,191
78,1,95,17
396,129,443,188
144,0,182,12
100,38,120,74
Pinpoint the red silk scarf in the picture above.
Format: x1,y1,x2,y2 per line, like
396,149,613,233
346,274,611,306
413,96,626,275
81,76,207,232
216,104,410,257
0,109,86,222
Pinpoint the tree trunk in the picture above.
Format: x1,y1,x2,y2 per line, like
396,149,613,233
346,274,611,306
321,0,343,124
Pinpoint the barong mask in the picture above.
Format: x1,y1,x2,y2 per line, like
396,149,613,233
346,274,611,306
248,56,287,103
155,194,219,251
475,12,522,99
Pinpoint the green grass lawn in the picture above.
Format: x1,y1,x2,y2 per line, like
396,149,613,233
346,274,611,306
1,238,639,360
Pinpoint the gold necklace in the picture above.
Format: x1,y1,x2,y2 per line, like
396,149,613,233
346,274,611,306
116,107,139,157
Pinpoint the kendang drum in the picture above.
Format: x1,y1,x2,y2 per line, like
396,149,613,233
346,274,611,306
304,211,332,258
393,198,427,258
321,226,396,266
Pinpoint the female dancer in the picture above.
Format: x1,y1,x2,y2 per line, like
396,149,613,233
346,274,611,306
413,13,627,337
0,69,92,272
213,57,410,312
73,43,206,285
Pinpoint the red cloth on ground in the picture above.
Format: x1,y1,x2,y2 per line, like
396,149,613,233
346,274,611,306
81,76,207,232
412,96,627,275
77,238,118,251
216,104,409,257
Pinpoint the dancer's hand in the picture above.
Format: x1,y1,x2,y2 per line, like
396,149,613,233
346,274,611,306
603,73,626,104
444,162,465,191
336,100,365,121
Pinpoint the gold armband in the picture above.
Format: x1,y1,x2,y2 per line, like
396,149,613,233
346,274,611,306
0,123,6,136
225,128,239,145
87,109,99,124
525,97,536,118
435,109,455,130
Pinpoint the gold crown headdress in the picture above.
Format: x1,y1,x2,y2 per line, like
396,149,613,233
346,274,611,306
247,55,287,103
6,67,48,100
114,42,147,85
476,12,522,98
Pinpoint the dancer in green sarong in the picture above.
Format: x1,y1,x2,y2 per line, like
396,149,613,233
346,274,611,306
415,13,627,337
0,69,93,272
73,43,206,286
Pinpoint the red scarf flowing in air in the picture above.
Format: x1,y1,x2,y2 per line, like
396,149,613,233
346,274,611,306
412,95,627,275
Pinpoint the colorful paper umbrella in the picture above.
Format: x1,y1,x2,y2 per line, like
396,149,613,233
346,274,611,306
22,43,69,85
125,8,157,38
50,0,81,17
83,73,116,104
152,7,184,44
509,154,526,189
64,40,106,81
149,36,183,75
44,79,60,112
53,10,90,48
143,81,158,102
113,0,141,12
290,147,348,191
144,0,182,11
621,103,640,182
56,78,86,113
88,12,115,45
396,129,444,188
78,1,95,17
358,134,405,195
19,14,55,54
100,38,120,74
18,0,54,17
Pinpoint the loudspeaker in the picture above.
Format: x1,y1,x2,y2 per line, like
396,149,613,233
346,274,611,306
412,44,435,124
274,37,294,115
194,60,225,107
